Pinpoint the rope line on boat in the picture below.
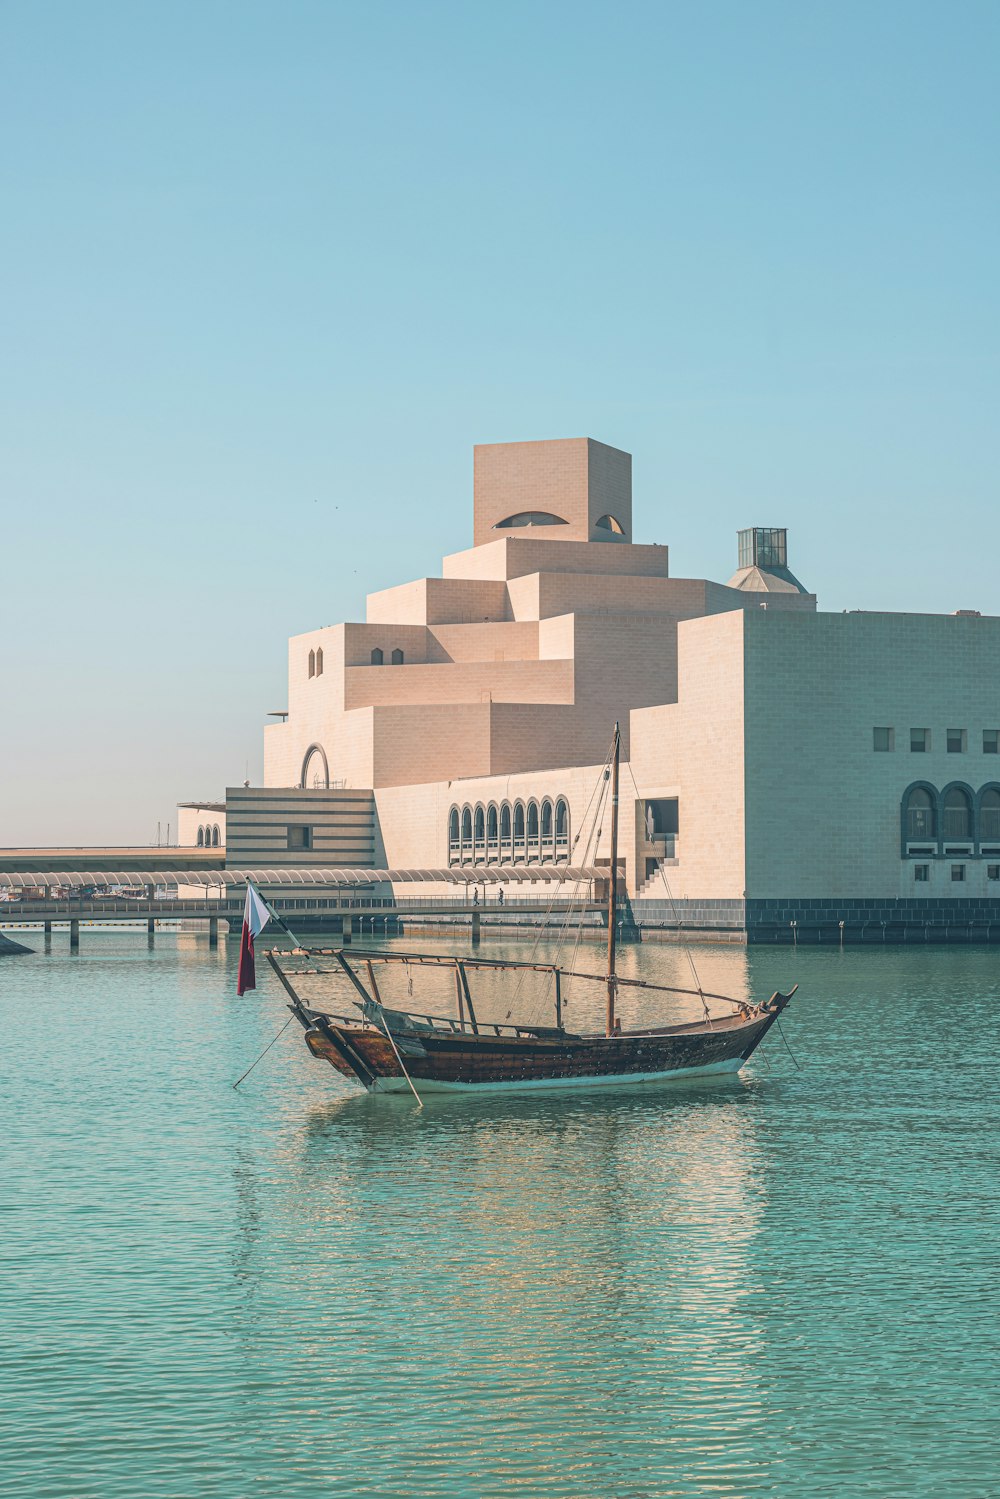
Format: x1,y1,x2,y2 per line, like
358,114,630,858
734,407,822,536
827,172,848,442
562,753,614,1013
775,1016,801,1070
503,736,615,1026
526,751,611,1025
231,1015,295,1089
376,1009,424,1107
623,757,712,1023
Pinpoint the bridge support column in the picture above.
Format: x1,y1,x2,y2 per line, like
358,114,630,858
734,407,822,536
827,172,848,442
208,917,219,948
69,919,80,951
471,911,481,946
44,920,52,944
341,914,353,944
147,917,155,939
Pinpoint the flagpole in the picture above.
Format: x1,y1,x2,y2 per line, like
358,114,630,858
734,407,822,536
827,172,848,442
247,879,305,950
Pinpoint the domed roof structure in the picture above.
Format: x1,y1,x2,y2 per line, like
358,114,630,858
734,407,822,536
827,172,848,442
727,527,811,595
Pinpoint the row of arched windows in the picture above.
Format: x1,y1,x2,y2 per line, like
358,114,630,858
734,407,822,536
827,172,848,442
448,797,570,865
308,648,324,678
902,782,1000,850
197,824,222,846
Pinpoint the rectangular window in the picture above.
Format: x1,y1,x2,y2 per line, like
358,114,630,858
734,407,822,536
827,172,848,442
951,864,965,883
910,728,930,753
913,864,930,882
873,727,894,752
287,825,313,850
984,730,999,754
947,729,966,753
988,865,1000,881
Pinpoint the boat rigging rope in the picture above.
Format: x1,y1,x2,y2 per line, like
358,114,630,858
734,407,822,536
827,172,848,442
775,1015,801,1070
623,757,712,1024
231,1015,295,1089
502,738,615,1025
376,1009,424,1107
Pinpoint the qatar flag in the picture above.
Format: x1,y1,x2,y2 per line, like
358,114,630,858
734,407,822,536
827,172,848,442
237,883,271,996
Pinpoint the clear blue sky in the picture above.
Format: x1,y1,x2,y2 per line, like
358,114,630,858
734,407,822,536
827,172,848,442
2,1,998,845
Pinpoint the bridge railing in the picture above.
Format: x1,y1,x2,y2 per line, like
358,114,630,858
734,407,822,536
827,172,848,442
1,892,600,920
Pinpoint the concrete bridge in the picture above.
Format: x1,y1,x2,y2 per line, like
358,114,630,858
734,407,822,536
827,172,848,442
1,869,602,947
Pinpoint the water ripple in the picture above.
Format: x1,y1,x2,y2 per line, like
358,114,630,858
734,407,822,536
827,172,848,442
1,934,997,1496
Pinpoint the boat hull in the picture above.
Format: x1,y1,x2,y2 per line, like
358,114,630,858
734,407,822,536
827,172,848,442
301,1005,784,1095
368,1054,745,1094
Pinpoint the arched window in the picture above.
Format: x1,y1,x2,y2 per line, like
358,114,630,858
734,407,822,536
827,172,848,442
494,512,568,529
555,798,569,837
594,513,625,535
462,806,473,842
315,648,323,676
500,803,511,840
513,803,525,840
474,805,485,845
197,826,205,846
541,800,553,839
942,786,972,839
904,786,936,840
980,787,1000,841
527,801,539,841
487,804,498,842
308,649,316,678
391,648,404,665
301,744,330,790
449,807,460,863
212,825,221,846
371,647,384,665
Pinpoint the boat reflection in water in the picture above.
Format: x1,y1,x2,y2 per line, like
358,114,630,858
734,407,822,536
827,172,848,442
265,1063,771,1493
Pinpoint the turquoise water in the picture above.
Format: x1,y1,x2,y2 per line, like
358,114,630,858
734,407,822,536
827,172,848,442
1,928,998,1498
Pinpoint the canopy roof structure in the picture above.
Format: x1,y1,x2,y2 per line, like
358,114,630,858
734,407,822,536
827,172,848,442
0,865,602,891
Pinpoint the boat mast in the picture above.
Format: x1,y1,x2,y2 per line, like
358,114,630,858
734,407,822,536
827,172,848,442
606,721,621,1037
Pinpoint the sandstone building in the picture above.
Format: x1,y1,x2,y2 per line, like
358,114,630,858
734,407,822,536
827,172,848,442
179,437,1000,941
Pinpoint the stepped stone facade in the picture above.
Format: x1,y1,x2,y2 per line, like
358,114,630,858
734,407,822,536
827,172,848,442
262,437,812,803
180,436,1000,939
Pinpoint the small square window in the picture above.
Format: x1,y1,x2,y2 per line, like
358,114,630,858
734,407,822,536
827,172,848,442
910,728,930,753
984,730,999,755
947,729,966,753
951,864,965,882
873,727,894,752
287,825,313,850
913,864,930,882
988,865,1000,881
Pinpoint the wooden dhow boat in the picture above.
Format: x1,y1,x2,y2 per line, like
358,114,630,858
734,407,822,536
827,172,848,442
264,726,796,1097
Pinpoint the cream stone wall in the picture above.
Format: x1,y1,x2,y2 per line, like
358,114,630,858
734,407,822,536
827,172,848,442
367,577,511,625
472,437,633,546
742,610,1000,900
629,611,748,900
427,622,539,661
442,537,669,582
375,760,619,889
344,660,574,710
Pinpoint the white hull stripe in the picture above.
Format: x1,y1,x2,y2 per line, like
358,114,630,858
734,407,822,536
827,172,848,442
368,1055,745,1095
